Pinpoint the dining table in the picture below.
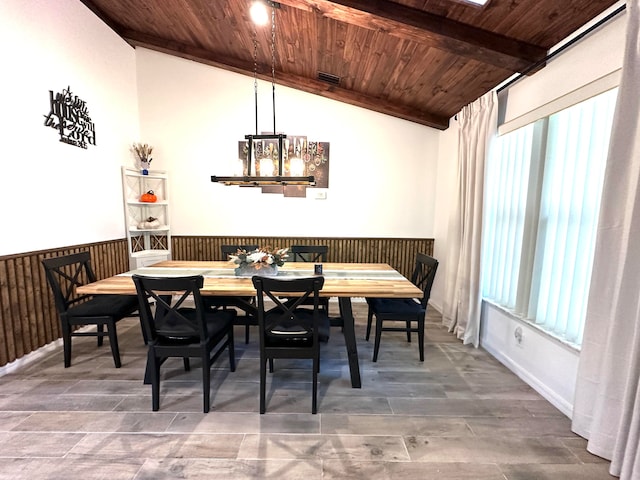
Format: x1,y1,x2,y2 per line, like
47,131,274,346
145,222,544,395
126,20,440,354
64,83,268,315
77,260,423,388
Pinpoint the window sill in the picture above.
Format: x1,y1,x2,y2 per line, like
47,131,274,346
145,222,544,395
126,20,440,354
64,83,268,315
482,299,581,353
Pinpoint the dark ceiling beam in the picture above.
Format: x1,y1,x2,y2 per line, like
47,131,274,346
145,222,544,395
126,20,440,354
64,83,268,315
123,29,450,130
277,0,547,72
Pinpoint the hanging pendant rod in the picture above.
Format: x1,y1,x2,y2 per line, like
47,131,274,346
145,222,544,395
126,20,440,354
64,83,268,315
271,4,277,134
253,29,259,135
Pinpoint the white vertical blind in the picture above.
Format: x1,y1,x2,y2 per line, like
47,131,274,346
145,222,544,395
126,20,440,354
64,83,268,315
482,124,534,309
529,89,617,345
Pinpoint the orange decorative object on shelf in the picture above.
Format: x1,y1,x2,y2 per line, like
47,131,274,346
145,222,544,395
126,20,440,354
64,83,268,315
140,190,157,203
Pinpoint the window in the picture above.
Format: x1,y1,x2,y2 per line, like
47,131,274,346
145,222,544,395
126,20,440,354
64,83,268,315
482,88,618,347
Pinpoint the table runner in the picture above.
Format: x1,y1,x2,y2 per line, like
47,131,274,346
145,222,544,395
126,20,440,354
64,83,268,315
120,266,407,281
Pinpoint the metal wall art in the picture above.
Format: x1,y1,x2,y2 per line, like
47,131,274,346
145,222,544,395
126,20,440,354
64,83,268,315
43,86,96,149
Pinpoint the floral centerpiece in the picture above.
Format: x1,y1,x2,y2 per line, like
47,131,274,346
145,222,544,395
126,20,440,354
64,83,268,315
230,247,288,276
132,142,153,174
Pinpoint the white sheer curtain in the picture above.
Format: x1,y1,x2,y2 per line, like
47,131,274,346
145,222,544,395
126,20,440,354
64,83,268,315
442,91,498,347
572,1,640,478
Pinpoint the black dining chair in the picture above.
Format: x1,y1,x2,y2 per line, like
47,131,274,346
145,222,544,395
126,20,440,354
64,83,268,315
203,245,259,344
290,245,328,264
252,275,328,414
289,245,331,320
42,252,139,368
132,274,236,413
365,253,439,362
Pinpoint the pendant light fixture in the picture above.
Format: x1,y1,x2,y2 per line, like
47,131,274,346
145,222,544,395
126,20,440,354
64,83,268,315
211,1,315,187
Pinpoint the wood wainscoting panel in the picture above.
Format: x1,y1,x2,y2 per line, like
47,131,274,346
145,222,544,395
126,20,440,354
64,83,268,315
172,236,434,284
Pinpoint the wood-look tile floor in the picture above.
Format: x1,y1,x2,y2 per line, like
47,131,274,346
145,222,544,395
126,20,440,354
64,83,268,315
0,303,613,479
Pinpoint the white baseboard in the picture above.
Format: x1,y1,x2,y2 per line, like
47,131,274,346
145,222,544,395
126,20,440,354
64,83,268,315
481,340,574,418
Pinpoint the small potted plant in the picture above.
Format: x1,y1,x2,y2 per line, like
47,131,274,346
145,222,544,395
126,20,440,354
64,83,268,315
132,142,153,175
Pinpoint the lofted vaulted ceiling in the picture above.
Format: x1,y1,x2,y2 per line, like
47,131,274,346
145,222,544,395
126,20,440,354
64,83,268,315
80,0,619,130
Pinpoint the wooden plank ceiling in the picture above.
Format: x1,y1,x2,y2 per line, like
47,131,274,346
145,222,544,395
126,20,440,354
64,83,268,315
81,0,618,130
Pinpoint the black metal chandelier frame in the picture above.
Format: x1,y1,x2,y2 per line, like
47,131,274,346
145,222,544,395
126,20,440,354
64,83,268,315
211,1,315,187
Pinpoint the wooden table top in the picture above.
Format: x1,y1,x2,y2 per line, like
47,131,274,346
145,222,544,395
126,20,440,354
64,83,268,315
77,261,422,298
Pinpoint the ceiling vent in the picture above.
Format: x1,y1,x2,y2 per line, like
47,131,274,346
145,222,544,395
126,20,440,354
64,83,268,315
318,72,340,86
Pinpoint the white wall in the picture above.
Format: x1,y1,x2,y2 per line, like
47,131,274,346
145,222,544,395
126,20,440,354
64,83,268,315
431,3,627,417
134,48,440,238
0,0,138,256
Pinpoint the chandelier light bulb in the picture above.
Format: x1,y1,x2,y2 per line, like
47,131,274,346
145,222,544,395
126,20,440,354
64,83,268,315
260,158,275,176
250,1,269,26
290,157,304,176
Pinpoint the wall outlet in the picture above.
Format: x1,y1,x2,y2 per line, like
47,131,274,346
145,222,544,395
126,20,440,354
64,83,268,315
514,326,524,348
314,190,327,200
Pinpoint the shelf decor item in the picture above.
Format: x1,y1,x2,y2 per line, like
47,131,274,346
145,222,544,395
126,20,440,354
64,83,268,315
137,217,161,229
140,190,157,203
230,247,288,277
132,142,153,175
